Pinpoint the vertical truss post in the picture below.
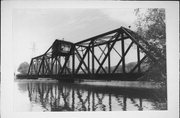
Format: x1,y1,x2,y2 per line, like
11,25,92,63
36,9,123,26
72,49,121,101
108,43,111,74
50,58,52,75
58,56,62,74
72,49,75,75
121,34,126,73
51,59,53,74
65,57,68,74
51,58,54,75
58,57,61,74
54,58,56,75
92,42,94,75
137,45,141,73
56,59,58,74
55,57,57,74
42,57,45,75
88,50,90,74
58,57,60,74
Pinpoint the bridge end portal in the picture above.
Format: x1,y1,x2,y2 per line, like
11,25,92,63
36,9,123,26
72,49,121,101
52,39,74,57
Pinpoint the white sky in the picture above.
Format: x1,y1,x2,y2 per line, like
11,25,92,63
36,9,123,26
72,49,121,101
12,8,138,70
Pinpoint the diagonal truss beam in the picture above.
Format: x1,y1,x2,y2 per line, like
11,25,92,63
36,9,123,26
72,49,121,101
112,41,134,73
89,48,107,74
75,47,91,74
75,53,87,74
57,57,71,75
96,32,120,74
98,46,107,61
121,27,157,62
60,55,70,74
130,55,147,73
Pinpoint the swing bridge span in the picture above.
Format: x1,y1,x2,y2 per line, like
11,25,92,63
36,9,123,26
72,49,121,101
17,26,165,81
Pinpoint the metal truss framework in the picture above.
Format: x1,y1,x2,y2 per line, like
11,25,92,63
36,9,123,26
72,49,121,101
27,26,164,80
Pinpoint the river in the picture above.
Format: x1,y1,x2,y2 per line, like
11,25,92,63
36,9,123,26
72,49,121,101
13,79,167,111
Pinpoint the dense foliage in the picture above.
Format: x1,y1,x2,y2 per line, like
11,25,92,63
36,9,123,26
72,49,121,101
134,8,166,83
135,8,166,55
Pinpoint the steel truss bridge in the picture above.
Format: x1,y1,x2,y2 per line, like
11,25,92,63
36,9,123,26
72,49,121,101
20,26,165,81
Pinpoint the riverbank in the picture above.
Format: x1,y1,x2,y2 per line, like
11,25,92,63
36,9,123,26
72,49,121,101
15,78,164,90
79,80,162,89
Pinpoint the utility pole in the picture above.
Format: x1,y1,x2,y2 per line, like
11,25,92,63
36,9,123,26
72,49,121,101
30,42,37,58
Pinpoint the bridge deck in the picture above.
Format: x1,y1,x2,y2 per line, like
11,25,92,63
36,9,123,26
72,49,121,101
17,73,144,81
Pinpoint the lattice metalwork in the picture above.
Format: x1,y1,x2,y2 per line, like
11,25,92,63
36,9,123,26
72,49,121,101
27,26,164,80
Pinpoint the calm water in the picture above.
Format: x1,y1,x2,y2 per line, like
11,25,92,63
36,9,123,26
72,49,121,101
14,80,167,111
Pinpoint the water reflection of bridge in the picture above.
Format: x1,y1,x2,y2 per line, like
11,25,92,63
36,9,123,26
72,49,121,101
25,82,166,111
18,26,165,81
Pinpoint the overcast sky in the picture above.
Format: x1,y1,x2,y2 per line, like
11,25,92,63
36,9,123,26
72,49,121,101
13,8,138,70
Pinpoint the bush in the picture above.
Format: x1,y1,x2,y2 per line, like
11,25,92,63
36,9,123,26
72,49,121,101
17,62,29,75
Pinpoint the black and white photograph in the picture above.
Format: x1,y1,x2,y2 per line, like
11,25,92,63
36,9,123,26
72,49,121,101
1,1,179,118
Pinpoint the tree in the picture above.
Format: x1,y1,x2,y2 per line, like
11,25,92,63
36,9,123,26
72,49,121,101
134,8,166,56
17,62,29,75
134,8,166,83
